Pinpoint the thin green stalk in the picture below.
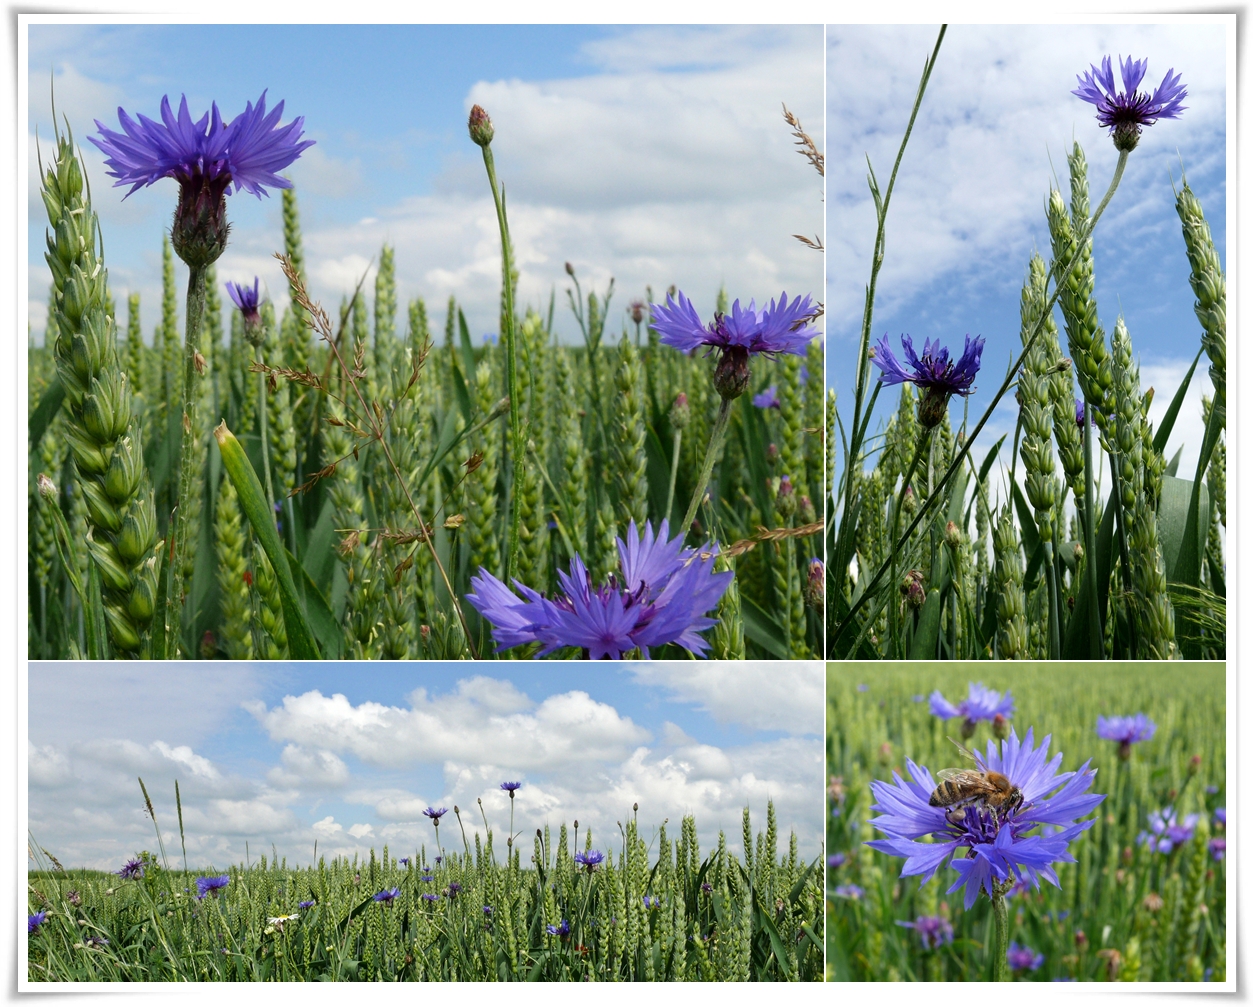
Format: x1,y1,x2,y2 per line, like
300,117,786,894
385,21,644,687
666,428,682,523
1108,459,1138,658
834,150,1129,650
889,433,929,658
991,881,1011,981
1082,395,1101,657
168,263,208,657
680,397,733,537
1044,540,1060,659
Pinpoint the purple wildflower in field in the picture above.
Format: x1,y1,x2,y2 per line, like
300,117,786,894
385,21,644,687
28,911,47,935
1075,399,1086,428
1007,941,1045,972
1209,838,1226,862
435,856,442,864
467,519,732,659
1140,808,1199,853
897,915,954,950
501,781,522,795
226,277,262,336
752,385,780,409
1097,713,1157,760
642,896,662,910
546,919,571,936
298,900,315,910
116,857,145,880
420,872,434,883
833,884,865,900
483,905,494,916
827,852,847,869
574,850,606,873
1073,55,1187,151
84,935,109,947
930,682,1014,739
423,806,447,824
91,92,313,268
871,334,985,427
1214,807,1226,825
867,728,1104,910
649,290,819,400
195,875,230,899
398,857,409,866
421,893,440,903
446,882,462,898
373,887,400,904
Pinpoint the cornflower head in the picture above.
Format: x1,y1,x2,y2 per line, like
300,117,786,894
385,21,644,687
298,900,315,910
642,896,662,910
574,849,606,873
116,857,144,880
1096,713,1157,760
867,728,1104,910
930,682,1014,740
467,520,733,659
833,885,864,900
752,385,781,409
546,919,571,936
225,277,263,345
423,807,448,824
373,887,400,904
897,915,954,950
445,882,462,898
871,334,985,428
827,852,846,869
28,911,47,935
421,893,440,903
649,290,819,400
1140,808,1198,853
1073,55,1187,152
1215,808,1226,826
419,873,434,883
501,781,522,795
1209,838,1226,862
91,92,313,268
195,875,230,899
1007,941,1045,972
398,857,409,866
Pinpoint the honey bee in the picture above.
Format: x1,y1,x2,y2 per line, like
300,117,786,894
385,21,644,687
929,739,1023,826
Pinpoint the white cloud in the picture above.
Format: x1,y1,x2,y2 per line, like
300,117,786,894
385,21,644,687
28,743,71,788
311,816,343,838
151,741,220,780
626,661,823,735
347,823,374,839
267,745,350,788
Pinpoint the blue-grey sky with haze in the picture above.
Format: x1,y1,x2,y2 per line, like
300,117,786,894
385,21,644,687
26,23,824,347
826,22,1227,502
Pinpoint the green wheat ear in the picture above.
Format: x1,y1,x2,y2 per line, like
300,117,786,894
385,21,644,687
41,126,159,656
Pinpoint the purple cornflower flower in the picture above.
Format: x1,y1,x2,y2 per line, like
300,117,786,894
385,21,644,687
642,896,662,910
90,92,313,268
827,852,847,869
1096,713,1157,760
398,857,409,866
467,519,733,659
1140,808,1199,853
752,385,781,409
871,334,985,427
435,856,442,864
84,935,109,948
373,887,400,904
500,781,522,795
298,900,315,910
546,919,571,936
649,290,819,400
867,728,1104,910
833,884,864,900
421,893,440,903
897,915,954,950
419,873,434,883
1073,55,1187,152
1215,808,1226,826
28,911,47,935
1075,399,1086,428
574,850,606,873
116,857,145,880
1007,941,1045,972
483,905,494,916
1209,838,1226,862
446,882,462,898
930,682,1014,739
195,875,230,899
423,807,447,824
225,277,263,342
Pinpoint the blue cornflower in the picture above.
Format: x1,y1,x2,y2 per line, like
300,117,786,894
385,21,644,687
871,334,985,428
398,857,409,866
421,893,440,903
195,875,230,899
867,728,1104,910
373,887,400,904
1073,55,1187,151
419,873,434,883
298,899,315,910
931,682,1014,738
116,857,144,880
467,519,732,659
752,385,780,409
28,911,47,934
546,919,571,936
1209,838,1226,862
435,856,442,865
90,92,313,268
574,850,606,873
1215,808,1226,826
1140,808,1199,853
423,807,447,824
1096,713,1156,760
833,884,864,900
446,882,461,898
226,277,263,340
500,781,522,795
897,915,954,950
827,852,846,869
649,290,820,400
1075,399,1086,428
1007,941,1045,972
483,905,494,916
642,896,662,910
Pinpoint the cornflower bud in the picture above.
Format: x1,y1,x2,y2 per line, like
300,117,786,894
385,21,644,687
775,475,797,519
37,473,57,500
992,713,1010,740
900,569,925,610
944,520,962,548
803,557,823,609
468,104,494,147
798,495,816,525
669,392,690,431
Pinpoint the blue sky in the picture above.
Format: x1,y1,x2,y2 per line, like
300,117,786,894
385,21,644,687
26,23,824,348
826,22,1227,502
28,660,822,870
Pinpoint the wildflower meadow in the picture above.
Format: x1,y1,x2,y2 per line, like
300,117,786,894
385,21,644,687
27,78,824,662
826,662,1226,982
826,27,1226,660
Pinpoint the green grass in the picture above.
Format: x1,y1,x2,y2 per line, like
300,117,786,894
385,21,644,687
825,661,1226,982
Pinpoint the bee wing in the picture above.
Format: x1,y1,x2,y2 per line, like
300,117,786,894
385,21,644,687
945,737,978,763
935,769,994,790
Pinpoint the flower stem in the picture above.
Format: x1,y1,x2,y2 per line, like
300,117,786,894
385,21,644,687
666,428,682,523
991,883,1011,981
168,262,208,657
478,142,522,586
680,397,733,538
1082,395,1101,657
889,430,930,658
